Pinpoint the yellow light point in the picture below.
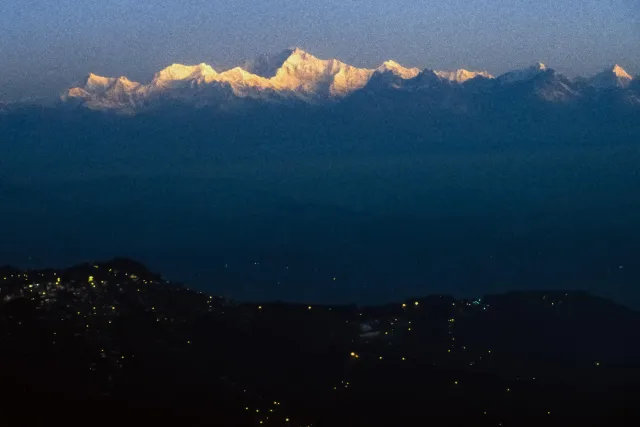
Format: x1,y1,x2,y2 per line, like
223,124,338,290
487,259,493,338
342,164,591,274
258,305,262,310
379,356,383,360
88,276,94,283
256,409,260,413
414,301,419,306
111,306,115,310
286,418,290,422
245,407,249,411
488,350,492,354
308,306,312,310
506,388,511,392
547,411,551,415
454,381,458,385
447,349,451,353
350,352,356,357
402,357,406,361
29,284,33,288
57,277,61,283
595,361,600,366
402,303,407,308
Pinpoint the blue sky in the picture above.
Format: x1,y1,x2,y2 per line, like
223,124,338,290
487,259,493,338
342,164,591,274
1,0,639,100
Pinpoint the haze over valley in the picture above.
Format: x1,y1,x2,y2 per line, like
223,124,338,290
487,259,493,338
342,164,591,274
2,48,640,306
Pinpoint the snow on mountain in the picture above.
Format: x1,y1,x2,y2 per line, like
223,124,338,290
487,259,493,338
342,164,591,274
589,65,633,89
65,74,143,111
366,65,493,92
612,65,633,80
66,63,276,111
62,49,638,112
150,63,218,89
241,49,297,79
434,69,494,83
266,48,374,98
497,63,547,85
84,73,117,91
361,60,422,91
215,67,279,98
240,47,375,97
65,48,378,110
375,60,421,79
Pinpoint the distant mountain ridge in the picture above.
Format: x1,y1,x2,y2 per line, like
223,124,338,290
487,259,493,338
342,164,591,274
61,48,638,113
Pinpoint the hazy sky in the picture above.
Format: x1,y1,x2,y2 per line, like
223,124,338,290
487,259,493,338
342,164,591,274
1,0,639,101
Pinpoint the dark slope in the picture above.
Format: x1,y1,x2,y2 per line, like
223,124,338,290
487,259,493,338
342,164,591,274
1,260,640,426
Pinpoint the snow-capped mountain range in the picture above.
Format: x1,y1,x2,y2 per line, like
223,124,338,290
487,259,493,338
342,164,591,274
63,48,637,113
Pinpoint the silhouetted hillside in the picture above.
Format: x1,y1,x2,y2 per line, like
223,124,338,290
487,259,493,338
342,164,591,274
1,259,640,426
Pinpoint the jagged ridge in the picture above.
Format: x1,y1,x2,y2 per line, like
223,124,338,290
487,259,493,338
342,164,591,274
62,48,637,113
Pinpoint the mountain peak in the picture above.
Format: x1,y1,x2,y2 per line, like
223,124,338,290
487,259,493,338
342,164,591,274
85,73,114,88
243,47,326,79
218,67,272,86
589,64,633,89
376,60,421,79
434,69,494,83
288,46,307,55
282,47,322,65
381,60,401,67
62,48,640,113
611,64,632,80
269,49,373,97
498,63,549,84
152,63,217,86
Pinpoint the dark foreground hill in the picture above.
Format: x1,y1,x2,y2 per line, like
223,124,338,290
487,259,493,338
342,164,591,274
1,259,640,426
